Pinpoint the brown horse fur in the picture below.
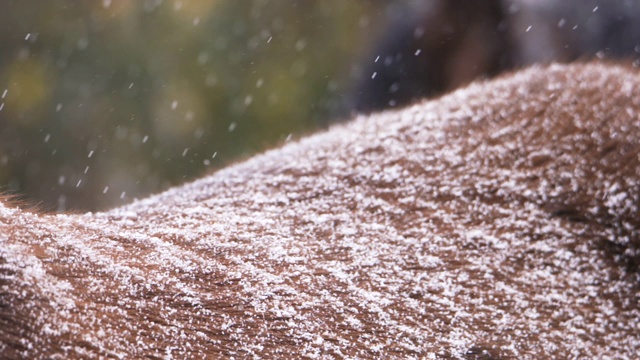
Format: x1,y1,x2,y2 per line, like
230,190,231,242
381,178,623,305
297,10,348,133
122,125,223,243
1,62,639,359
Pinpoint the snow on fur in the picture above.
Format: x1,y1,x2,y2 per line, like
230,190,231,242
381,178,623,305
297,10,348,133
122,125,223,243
1,62,639,359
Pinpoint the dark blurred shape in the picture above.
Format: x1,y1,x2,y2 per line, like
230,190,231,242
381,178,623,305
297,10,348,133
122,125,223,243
353,0,511,112
351,0,640,113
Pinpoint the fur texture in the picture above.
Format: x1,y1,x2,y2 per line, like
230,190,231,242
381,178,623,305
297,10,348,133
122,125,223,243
1,62,639,359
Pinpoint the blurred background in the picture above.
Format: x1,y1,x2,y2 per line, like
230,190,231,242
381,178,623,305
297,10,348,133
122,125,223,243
0,0,414,211
2,0,639,211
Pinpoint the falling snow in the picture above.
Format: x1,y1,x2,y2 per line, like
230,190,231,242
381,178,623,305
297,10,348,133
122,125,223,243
1,63,639,359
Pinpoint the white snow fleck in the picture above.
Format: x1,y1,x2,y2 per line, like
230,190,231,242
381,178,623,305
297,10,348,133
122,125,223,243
295,39,306,52
1,63,639,359
558,18,566,28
